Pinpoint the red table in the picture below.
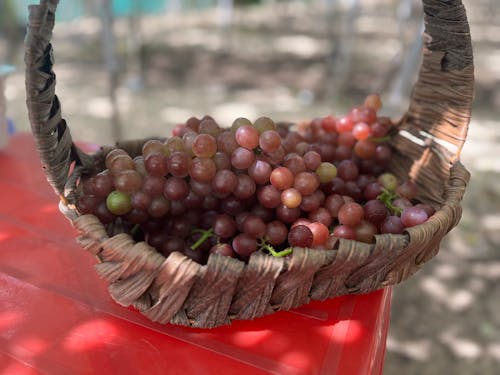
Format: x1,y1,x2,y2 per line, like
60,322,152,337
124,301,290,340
0,134,391,375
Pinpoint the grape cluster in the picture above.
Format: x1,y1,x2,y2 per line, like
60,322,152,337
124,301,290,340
77,94,435,264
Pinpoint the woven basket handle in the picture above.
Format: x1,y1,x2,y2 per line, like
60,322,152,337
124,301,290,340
390,0,474,206
25,0,94,199
404,0,473,157
25,0,474,199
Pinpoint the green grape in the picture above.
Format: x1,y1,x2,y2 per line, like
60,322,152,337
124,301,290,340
106,190,132,215
315,162,337,183
231,117,252,133
253,117,276,134
378,173,398,191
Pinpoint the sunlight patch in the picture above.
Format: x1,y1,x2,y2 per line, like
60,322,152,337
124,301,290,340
86,97,113,119
440,331,482,360
487,343,500,361
419,276,448,301
63,318,119,352
386,336,431,361
273,35,328,58
445,289,474,312
11,336,49,358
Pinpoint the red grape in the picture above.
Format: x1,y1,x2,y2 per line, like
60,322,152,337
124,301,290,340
234,174,257,200
163,177,189,200
259,130,282,153
93,171,114,197
189,157,217,182
210,243,236,257
276,204,301,224
414,203,436,217
231,147,256,170
336,116,354,133
288,225,314,248
354,140,377,160
258,185,281,208
168,151,191,178
199,117,221,137
248,160,272,185
265,221,288,246
109,154,135,174
232,233,258,258
338,202,364,227
163,237,187,256
190,179,213,197
364,94,382,111
308,222,329,247
308,207,332,227
217,130,239,154
77,194,101,214
105,148,128,170
397,180,417,200
186,116,200,132
236,125,260,150
214,214,237,238
212,169,238,195
303,150,322,171
337,160,359,181
374,144,392,164
114,170,142,194
352,122,372,141
270,167,294,190
281,188,302,208
321,115,336,133
142,140,166,158
380,216,405,234
364,181,384,200
324,194,344,218
355,220,378,243
192,134,217,158
294,172,320,195
147,196,170,218
333,225,356,240
363,199,388,225
283,153,306,175
242,215,267,239
213,151,231,171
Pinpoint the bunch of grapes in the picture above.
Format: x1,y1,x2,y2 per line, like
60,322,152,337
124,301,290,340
77,94,435,265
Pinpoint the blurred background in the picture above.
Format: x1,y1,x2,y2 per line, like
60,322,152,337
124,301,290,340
1,0,499,373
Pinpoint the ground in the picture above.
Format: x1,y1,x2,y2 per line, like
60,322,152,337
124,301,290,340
1,0,499,373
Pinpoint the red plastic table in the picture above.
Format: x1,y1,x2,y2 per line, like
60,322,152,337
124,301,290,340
0,134,392,375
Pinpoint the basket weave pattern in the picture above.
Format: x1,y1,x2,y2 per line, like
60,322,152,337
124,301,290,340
25,0,473,328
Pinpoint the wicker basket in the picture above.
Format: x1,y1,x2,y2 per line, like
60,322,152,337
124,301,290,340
25,0,473,328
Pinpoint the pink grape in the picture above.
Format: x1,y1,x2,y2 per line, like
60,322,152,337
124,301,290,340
401,207,429,228
235,125,260,150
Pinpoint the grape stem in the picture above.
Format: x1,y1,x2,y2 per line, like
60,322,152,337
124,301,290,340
191,228,215,250
130,224,140,236
258,239,293,257
377,188,403,215
370,135,391,143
